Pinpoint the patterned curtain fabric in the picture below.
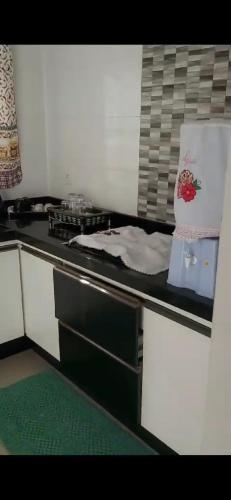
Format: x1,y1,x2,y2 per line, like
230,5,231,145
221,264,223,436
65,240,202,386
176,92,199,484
0,45,22,189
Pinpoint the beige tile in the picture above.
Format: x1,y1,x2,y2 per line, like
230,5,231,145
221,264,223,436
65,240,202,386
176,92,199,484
0,441,9,455
0,349,51,388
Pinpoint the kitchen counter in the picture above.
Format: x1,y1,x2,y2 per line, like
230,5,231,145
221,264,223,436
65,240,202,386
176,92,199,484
0,216,213,324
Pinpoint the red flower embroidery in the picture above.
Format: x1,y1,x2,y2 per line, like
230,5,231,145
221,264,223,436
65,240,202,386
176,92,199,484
181,183,196,202
177,168,201,202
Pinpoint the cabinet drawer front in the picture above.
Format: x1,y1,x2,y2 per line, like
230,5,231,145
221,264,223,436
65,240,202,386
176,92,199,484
21,250,60,361
54,268,141,367
0,248,24,344
59,322,141,425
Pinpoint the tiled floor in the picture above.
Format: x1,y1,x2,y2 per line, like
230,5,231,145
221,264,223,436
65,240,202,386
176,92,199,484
0,349,154,455
0,349,51,389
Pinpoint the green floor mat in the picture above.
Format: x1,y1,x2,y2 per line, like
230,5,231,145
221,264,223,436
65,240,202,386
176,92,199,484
0,371,156,455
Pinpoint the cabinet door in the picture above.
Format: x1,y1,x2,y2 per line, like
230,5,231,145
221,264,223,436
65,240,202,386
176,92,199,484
0,248,24,344
21,250,60,360
141,307,210,455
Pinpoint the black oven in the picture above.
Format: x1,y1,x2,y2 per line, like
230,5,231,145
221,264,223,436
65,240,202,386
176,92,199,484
54,267,143,425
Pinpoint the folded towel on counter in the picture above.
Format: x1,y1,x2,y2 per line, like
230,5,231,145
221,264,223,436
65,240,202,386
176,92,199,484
174,121,231,240
69,226,173,275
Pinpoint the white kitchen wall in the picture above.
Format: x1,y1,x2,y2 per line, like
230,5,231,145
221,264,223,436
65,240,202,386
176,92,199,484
44,45,142,215
2,45,48,200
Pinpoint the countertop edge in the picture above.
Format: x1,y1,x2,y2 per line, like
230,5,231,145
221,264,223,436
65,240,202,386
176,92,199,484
0,235,212,333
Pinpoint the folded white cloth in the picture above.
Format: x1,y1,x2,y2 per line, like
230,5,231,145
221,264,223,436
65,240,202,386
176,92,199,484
174,121,231,240
69,226,173,275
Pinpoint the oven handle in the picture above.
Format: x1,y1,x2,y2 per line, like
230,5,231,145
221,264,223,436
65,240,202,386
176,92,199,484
54,266,142,309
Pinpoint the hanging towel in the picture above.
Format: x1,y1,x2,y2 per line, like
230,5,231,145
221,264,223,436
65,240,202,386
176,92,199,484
173,121,231,240
0,45,22,189
69,226,173,275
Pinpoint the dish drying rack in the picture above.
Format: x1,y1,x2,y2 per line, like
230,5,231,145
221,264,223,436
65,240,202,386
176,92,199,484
48,206,112,234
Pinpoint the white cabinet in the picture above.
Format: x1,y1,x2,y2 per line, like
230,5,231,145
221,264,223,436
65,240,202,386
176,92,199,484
20,250,60,360
141,307,211,455
201,157,231,454
0,248,24,344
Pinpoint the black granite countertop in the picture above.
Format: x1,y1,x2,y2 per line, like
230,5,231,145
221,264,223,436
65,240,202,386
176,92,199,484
0,213,213,323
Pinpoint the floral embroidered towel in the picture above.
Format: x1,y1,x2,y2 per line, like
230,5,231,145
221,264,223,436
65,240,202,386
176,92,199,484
0,45,22,189
174,121,231,240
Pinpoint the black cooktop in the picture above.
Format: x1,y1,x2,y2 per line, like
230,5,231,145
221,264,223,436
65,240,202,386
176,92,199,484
70,241,127,268
48,223,127,267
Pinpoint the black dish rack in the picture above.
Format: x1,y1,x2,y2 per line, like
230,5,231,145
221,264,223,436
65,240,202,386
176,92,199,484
48,206,112,234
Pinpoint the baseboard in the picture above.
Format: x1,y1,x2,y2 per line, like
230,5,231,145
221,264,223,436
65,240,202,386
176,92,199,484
26,338,61,370
0,336,30,360
136,426,178,455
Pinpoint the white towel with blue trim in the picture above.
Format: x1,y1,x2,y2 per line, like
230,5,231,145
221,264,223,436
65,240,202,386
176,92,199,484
69,226,172,275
